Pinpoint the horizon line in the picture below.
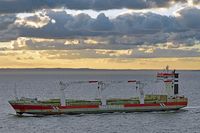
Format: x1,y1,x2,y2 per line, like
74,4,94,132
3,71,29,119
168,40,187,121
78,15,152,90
0,68,199,71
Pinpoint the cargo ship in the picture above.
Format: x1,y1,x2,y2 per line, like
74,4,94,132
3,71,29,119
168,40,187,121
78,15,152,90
9,68,188,115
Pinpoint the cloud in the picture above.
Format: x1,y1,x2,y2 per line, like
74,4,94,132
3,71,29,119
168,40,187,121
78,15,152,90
1,7,200,53
12,7,198,40
9,37,114,50
177,7,200,29
16,56,34,60
17,11,116,38
37,46,200,60
8,36,200,59
15,13,50,28
0,0,189,13
193,0,200,4
0,14,16,30
0,14,19,41
134,46,200,58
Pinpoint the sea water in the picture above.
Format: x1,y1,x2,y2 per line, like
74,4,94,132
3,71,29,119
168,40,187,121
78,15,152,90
0,69,200,133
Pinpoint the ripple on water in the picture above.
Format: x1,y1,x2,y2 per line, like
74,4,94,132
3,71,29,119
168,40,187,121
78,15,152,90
0,70,200,133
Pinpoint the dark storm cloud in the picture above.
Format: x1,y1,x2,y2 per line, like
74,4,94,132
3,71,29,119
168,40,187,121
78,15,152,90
17,8,197,42
0,0,188,13
177,7,200,29
0,14,16,30
1,7,200,59
0,14,19,41
113,12,183,34
18,11,115,38
1,7,200,46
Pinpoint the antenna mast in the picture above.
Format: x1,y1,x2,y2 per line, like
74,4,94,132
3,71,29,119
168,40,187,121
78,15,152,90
14,83,18,100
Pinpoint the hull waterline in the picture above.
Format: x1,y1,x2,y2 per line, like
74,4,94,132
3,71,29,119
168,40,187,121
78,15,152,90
9,98,188,115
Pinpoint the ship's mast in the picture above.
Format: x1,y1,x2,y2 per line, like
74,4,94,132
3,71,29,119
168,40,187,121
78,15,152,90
14,83,18,100
136,81,145,104
97,81,108,106
59,81,68,106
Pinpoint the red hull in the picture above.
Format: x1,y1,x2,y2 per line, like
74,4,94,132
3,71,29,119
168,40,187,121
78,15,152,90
10,101,188,115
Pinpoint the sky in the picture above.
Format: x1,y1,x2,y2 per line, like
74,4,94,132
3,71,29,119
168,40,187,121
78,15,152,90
0,0,200,70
